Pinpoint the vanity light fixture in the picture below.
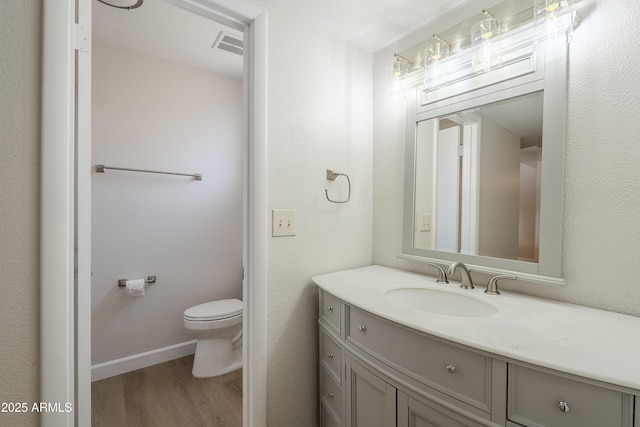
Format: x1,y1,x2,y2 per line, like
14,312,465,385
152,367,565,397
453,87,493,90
533,0,576,45
389,54,410,95
471,10,502,74
391,53,410,78
424,34,450,90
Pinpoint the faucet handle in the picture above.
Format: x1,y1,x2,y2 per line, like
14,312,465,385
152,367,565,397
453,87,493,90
485,274,517,295
427,263,448,284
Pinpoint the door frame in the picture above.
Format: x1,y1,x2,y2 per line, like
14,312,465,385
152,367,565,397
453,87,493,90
40,1,268,425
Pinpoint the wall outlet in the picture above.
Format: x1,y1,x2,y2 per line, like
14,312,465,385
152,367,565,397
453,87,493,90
272,209,297,237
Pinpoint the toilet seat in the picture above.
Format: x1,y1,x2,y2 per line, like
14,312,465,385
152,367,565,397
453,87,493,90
184,298,242,322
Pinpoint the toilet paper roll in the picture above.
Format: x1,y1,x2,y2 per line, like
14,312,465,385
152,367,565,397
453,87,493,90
125,279,146,297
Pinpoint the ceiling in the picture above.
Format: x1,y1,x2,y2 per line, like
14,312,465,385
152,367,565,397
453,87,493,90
261,0,470,52
93,0,470,79
93,0,244,79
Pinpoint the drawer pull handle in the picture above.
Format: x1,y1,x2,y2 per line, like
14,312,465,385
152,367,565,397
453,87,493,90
558,401,570,413
327,306,334,312
328,393,335,399
446,364,456,374
328,353,334,359
358,325,366,332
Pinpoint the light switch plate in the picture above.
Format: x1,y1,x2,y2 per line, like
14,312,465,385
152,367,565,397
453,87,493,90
272,209,297,237
420,213,432,232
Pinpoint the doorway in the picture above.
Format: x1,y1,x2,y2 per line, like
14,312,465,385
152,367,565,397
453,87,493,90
40,0,267,425
90,1,244,423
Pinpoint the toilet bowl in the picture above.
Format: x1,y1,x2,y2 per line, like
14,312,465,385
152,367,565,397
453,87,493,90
184,298,242,378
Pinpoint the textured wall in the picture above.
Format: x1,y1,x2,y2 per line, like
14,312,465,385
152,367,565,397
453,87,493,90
264,6,374,425
91,42,243,364
0,2,41,427
373,0,640,317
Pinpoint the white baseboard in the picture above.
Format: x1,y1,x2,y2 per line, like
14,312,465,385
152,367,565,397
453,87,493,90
91,340,197,382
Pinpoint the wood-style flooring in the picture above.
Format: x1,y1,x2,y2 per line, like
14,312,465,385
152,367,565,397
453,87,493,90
91,355,242,427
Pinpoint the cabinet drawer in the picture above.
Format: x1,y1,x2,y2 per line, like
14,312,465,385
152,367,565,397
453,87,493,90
508,364,633,427
320,367,342,421
348,306,491,411
321,291,342,335
320,328,342,385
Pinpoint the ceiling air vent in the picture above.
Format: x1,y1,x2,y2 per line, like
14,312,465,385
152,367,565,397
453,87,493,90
213,31,244,56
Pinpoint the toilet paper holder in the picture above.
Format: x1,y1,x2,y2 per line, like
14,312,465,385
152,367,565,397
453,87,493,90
118,276,157,287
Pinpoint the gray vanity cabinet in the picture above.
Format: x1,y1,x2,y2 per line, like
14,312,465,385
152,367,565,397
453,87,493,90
318,290,637,427
319,290,346,426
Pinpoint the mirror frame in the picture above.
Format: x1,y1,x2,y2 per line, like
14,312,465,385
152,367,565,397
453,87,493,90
402,36,568,285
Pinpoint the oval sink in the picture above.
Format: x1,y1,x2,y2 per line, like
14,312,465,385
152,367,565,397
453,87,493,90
385,287,498,317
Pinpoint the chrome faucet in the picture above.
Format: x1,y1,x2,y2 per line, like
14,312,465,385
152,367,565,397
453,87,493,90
485,274,517,295
427,263,448,284
447,261,474,289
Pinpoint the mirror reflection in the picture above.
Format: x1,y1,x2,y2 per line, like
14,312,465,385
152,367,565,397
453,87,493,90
413,92,543,262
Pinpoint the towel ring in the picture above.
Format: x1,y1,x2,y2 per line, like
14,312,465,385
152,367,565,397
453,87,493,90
325,169,351,204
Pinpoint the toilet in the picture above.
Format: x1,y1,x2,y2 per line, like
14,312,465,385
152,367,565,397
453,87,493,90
183,298,243,378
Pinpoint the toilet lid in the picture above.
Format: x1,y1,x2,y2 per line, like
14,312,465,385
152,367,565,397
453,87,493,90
184,299,243,321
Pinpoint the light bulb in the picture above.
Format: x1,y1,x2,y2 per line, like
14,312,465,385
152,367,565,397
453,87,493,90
534,0,575,45
424,37,450,90
471,15,501,74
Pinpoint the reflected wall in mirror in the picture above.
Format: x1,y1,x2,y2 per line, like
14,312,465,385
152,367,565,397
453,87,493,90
413,92,543,263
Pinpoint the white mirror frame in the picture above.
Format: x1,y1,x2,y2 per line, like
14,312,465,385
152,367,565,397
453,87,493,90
41,1,268,425
401,35,568,285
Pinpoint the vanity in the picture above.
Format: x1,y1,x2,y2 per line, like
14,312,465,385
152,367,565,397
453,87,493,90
313,265,640,427
313,2,640,425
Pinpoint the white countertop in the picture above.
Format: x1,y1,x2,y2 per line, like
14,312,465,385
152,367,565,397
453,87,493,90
312,265,640,392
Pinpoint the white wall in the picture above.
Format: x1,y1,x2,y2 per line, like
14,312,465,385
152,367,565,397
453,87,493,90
519,145,540,262
373,0,640,316
91,42,243,364
414,119,437,249
262,5,373,425
0,2,41,426
478,118,520,259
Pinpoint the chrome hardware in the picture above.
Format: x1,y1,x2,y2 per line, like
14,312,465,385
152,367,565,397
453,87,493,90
446,364,456,374
327,306,334,312
328,393,335,399
485,274,517,295
118,275,156,287
328,353,334,359
447,261,474,289
427,263,448,284
358,325,366,332
96,164,202,181
325,169,351,204
558,401,570,413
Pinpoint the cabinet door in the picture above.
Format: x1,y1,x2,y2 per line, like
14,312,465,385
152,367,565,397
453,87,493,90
346,357,396,427
397,391,487,427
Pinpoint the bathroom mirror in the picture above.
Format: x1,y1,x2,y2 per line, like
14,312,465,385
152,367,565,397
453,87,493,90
402,39,568,284
413,92,543,261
